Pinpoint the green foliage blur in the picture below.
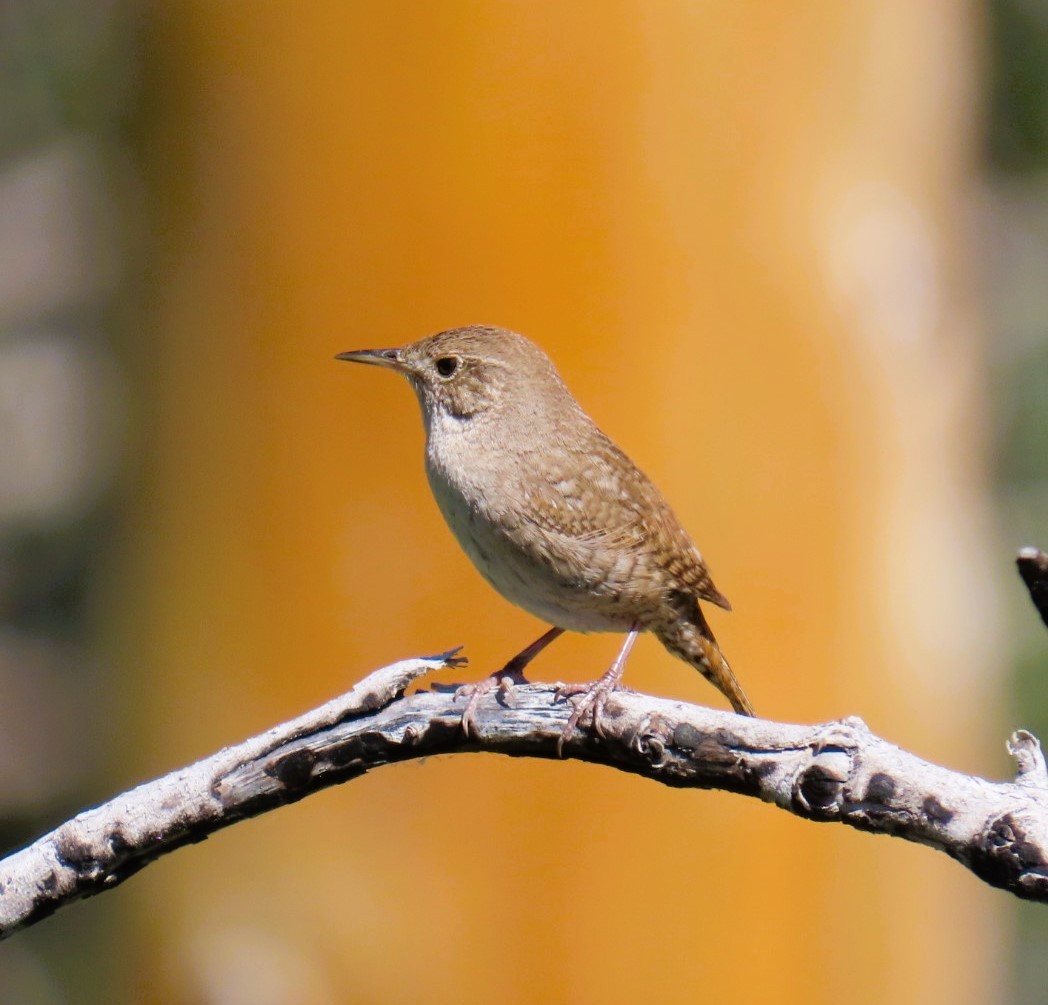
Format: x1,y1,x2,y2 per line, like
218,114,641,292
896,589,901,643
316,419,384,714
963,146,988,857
988,1,1048,999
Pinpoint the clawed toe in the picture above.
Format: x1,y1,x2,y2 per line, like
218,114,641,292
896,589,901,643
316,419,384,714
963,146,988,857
557,679,620,756
455,670,529,738
454,677,495,739
457,626,565,737
556,627,639,757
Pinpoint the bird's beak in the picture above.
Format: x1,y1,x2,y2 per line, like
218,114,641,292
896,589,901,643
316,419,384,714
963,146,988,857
335,348,406,370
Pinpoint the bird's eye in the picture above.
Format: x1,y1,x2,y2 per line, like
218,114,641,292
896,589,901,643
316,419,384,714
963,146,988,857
435,356,459,378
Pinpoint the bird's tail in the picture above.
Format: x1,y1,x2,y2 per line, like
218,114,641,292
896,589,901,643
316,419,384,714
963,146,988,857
655,606,755,717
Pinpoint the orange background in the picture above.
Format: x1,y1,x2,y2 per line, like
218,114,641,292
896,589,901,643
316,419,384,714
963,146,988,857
105,3,1004,1002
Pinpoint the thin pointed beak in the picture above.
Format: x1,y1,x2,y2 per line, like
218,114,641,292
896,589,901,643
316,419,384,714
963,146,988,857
335,348,405,370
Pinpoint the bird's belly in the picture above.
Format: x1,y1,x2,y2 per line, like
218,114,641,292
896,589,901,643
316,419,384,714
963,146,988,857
428,468,632,633
461,524,625,632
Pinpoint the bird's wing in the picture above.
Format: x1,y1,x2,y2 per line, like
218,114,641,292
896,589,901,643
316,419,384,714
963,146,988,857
517,427,731,610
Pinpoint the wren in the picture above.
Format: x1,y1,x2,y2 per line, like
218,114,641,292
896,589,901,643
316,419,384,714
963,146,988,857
337,325,754,749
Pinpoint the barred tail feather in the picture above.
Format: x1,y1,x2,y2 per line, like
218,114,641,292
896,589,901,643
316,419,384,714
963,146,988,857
656,610,755,717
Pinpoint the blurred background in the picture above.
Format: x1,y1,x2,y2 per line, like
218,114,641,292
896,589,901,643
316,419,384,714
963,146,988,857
1,1,1047,1002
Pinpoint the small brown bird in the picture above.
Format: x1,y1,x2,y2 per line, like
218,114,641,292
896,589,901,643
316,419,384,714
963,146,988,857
337,325,754,747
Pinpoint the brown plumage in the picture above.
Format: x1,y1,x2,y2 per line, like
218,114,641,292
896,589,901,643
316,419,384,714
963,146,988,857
338,325,754,744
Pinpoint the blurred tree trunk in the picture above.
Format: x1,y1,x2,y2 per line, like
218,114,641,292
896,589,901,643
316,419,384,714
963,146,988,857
114,3,1003,1003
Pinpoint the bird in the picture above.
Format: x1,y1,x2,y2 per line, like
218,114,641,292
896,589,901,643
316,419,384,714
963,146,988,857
337,325,754,750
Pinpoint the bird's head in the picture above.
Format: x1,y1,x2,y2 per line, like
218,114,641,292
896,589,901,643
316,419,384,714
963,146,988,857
337,325,571,424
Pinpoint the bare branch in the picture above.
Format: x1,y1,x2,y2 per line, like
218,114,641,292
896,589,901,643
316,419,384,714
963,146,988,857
1018,546,1048,630
2,651,1047,940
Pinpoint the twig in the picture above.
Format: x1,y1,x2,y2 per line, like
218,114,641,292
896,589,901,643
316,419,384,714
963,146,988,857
1018,546,1048,630
2,647,1047,940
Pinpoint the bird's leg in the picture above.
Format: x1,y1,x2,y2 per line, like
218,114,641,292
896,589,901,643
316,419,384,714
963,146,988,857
556,626,640,756
456,626,566,737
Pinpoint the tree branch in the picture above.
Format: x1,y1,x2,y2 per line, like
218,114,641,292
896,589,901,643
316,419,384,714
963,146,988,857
2,645,1048,940
1018,546,1048,630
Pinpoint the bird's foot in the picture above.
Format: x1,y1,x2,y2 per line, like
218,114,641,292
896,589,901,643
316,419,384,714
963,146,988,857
555,626,639,756
556,677,627,756
455,626,567,737
454,667,531,738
